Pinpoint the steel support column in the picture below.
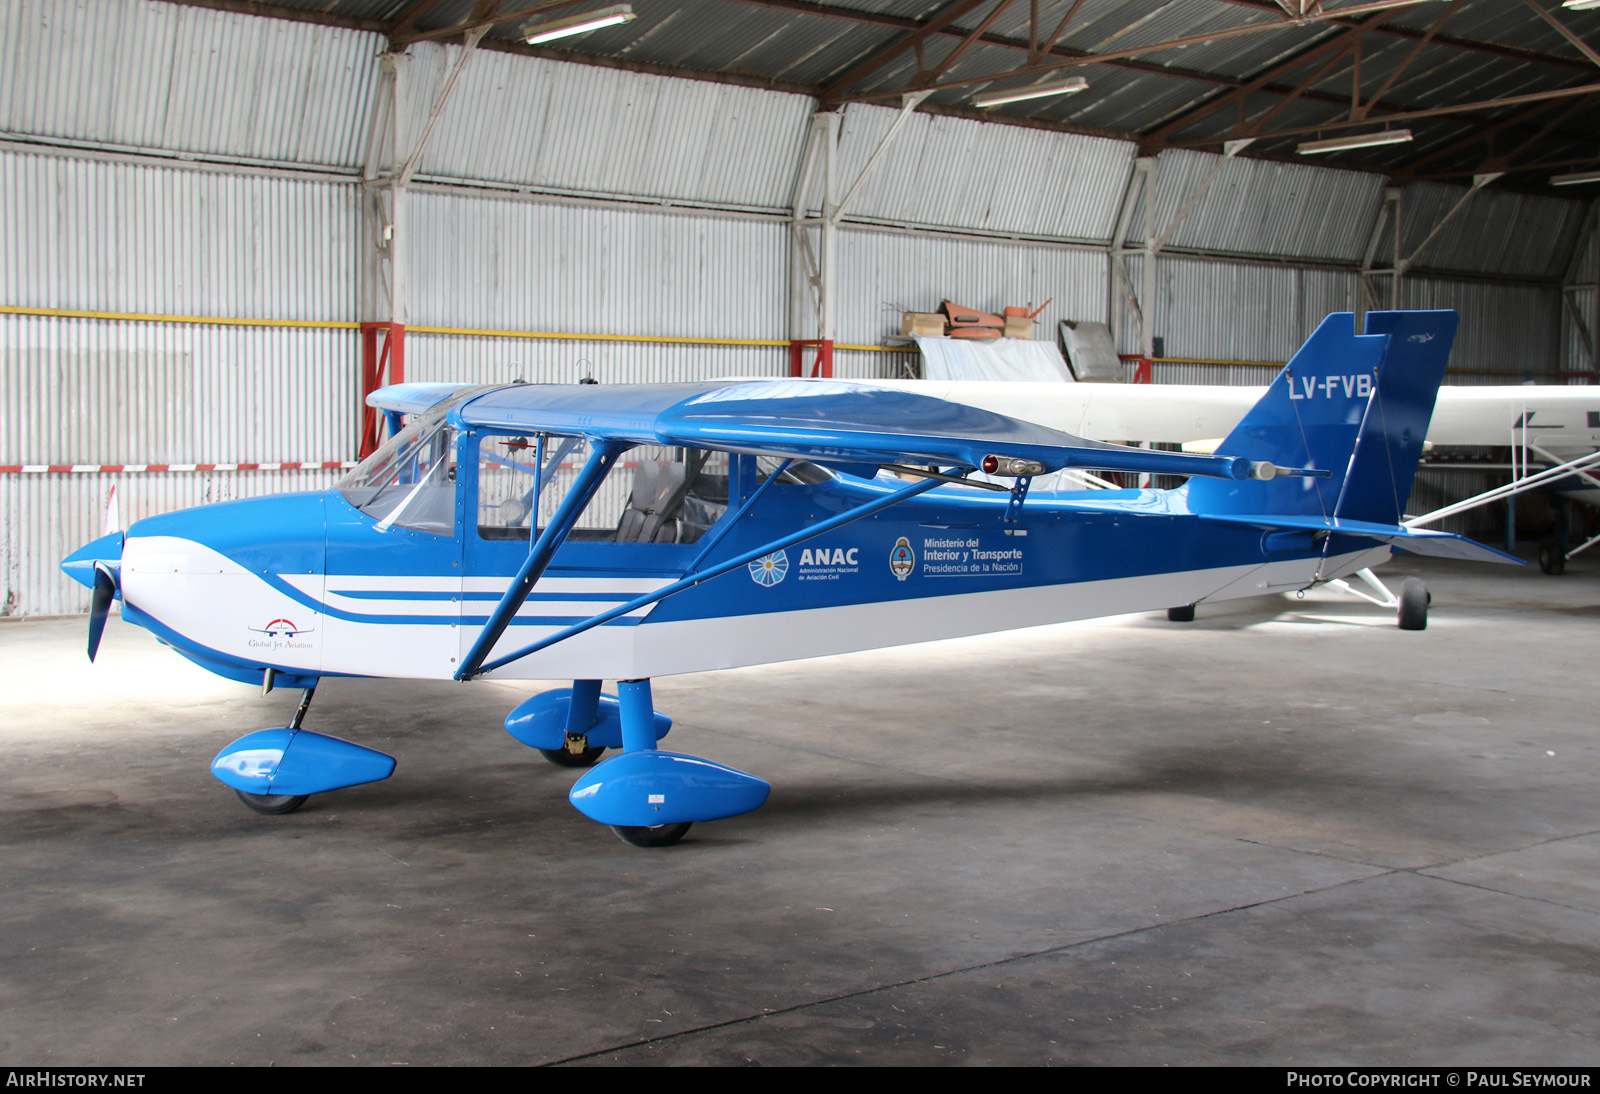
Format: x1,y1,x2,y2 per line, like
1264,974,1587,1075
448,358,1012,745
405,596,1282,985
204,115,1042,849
788,94,930,378
1561,198,1600,376
357,33,487,456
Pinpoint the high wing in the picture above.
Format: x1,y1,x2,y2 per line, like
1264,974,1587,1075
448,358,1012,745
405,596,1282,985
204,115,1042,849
377,378,1600,458
391,380,1263,482
365,381,482,416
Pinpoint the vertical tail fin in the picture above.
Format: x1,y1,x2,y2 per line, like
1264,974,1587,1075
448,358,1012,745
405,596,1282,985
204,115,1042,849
1186,310,1457,524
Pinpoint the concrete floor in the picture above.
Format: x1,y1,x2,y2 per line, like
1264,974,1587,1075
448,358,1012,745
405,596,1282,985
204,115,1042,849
2,553,1598,1066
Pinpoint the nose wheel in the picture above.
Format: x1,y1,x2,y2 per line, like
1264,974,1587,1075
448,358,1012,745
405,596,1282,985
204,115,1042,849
234,790,309,815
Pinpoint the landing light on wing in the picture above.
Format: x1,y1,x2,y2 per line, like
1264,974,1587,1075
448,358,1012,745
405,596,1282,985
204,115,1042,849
982,454,1047,476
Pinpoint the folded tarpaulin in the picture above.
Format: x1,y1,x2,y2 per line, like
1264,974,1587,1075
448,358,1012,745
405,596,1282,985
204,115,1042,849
913,335,1075,382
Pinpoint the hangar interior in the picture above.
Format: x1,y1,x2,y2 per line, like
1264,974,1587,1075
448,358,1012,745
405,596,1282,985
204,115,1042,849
4,0,1600,1068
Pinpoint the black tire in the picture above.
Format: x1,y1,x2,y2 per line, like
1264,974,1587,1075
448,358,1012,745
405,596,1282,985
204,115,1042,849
612,822,692,848
538,745,606,768
235,789,309,815
1167,605,1196,623
1539,540,1566,576
1397,578,1428,631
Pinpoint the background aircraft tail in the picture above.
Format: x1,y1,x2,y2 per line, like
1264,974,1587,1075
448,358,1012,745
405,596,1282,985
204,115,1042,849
1186,310,1457,526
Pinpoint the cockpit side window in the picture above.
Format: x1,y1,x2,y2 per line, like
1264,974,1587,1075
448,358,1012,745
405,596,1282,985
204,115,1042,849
755,456,834,485
474,435,733,544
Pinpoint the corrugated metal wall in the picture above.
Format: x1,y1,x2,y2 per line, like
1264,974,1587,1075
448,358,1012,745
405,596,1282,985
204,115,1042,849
1138,149,1386,263
1396,276,1562,377
3,0,1592,615
0,149,357,317
1,0,377,168
1,314,357,464
3,469,342,617
833,228,1107,377
413,45,811,211
1391,182,1588,282
1,141,361,615
1561,212,1598,376
404,189,792,385
1118,255,1360,365
815,102,1134,242
407,191,785,338
1116,253,1563,381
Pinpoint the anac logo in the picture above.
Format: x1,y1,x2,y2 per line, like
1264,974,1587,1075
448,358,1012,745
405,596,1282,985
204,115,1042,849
748,551,789,587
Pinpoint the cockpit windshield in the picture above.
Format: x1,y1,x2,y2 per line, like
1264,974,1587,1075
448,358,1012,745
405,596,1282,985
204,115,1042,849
338,388,487,534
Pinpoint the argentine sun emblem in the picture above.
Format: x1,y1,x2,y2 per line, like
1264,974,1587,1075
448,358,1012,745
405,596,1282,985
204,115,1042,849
890,537,915,581
749,550,789,586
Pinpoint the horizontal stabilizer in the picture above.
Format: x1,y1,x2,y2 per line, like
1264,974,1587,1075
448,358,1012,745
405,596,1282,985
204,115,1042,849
1198,512,1523,565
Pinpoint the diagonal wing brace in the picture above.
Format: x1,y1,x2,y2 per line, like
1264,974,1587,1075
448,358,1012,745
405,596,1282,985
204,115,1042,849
457,440,625,680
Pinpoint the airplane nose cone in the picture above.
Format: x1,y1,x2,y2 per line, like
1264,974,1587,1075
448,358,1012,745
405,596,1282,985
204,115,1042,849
61,531,124,590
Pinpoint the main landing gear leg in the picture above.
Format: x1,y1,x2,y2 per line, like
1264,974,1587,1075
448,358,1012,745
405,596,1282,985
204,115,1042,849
504,681,671,763
565,677,771,848
610,679,693,848
537,678,607,768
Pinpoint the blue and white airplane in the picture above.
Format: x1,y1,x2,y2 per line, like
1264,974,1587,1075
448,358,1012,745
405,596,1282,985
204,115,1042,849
61,311,1515,846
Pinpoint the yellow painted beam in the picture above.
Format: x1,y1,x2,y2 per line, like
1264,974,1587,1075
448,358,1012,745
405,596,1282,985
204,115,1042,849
0,305,915,352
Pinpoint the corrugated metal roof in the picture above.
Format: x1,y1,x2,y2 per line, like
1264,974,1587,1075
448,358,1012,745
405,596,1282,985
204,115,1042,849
19,0,1596,200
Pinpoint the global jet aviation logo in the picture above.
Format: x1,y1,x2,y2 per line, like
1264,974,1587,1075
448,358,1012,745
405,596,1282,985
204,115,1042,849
252,618,309,638
247,618,316,650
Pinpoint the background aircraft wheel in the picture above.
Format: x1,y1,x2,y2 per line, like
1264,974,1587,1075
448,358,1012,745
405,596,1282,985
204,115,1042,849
539,746,606,768
234,789,309,815
612,822,692,847
1539,539,1566,575
1397,578,1428,631
1166,605,1195,622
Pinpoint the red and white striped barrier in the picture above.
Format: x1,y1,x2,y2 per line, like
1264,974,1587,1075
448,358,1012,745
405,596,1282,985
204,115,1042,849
0,461,358,474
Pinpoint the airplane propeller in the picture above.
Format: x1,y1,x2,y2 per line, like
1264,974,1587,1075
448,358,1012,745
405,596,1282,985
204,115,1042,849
87,562,118,662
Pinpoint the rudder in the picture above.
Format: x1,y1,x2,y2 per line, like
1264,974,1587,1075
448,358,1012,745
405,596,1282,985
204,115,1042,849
1187,310,1457,525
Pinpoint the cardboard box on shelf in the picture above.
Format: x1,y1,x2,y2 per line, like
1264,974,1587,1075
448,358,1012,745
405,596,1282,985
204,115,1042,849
901,312,947,337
